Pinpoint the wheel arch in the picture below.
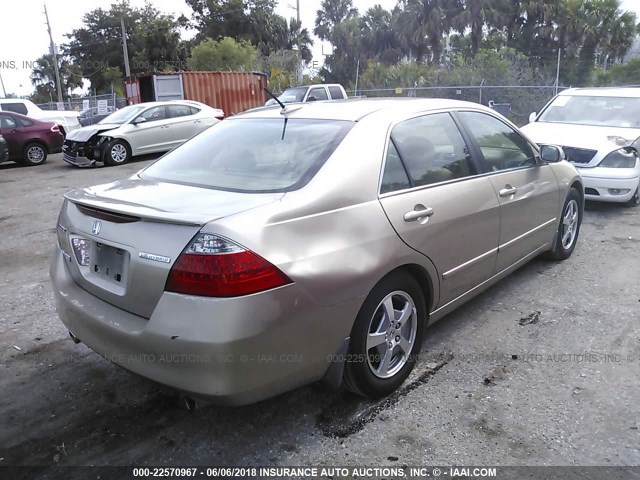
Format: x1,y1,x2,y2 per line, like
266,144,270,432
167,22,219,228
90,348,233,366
382,263,436,317
104,136,133,156
570,180,584,206
24,139,49,153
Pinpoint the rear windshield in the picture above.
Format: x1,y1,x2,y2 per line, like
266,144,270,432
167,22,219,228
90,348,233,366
538,95,640,128
140,118,353,193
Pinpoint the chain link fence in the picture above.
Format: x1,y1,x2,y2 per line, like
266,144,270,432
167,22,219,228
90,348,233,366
36,93,127,112
348,85,567,126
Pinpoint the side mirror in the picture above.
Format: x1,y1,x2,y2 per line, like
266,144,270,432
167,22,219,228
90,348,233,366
307,96,317,102
540,145,564,163
528,112,537,123
133,117,147,125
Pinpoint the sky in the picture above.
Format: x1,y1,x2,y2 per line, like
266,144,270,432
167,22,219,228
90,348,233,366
1,0,639,97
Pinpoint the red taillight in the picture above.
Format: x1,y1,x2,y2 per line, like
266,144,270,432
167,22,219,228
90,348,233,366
51,124,60,133
165,234,291,297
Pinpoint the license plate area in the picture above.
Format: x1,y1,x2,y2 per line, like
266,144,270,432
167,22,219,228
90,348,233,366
91,243,128,286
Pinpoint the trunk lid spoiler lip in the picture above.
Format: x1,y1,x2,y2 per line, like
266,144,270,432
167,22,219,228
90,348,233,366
63,189,285,227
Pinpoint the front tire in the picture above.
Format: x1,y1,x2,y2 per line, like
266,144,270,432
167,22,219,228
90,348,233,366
23,142,48,166
343,271,426,398
104,139,131,166
626,185,640,208
548,187,582,260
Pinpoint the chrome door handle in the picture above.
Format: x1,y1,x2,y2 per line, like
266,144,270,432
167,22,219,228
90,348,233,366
403,206,434,222
499,185,517,197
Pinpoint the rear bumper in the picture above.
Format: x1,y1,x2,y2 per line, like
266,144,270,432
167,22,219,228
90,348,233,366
578,166,640,203
50,250,358,405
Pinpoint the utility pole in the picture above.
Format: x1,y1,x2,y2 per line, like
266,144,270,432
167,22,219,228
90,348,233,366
121,18,131,78
44,3,64,103
354,58,360,96
296,0,300,23
0,71,6,97
555,48,561,96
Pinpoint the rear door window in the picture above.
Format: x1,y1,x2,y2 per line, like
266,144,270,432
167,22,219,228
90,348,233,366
308,87,328,101
141,118,353,193
167,104,193,118
1,103,28,115
328,86,345,99
390,112,476,187
0,114,17,129
381,142,411,194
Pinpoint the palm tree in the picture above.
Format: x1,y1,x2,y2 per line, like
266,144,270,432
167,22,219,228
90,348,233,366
450,0,514,56
30,54,83,99
285,18,314,63
360,5,401,64
314,0,358,41
397,0,452,64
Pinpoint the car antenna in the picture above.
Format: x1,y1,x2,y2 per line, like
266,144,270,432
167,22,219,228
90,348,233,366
264,88,286,110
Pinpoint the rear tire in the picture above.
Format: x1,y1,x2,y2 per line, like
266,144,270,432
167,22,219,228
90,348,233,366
548,187,582,260
23,142,48,166
343,271,426,398
104,139,131,166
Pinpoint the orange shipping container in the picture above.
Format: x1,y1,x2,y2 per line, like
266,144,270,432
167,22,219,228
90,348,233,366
125,71,268,116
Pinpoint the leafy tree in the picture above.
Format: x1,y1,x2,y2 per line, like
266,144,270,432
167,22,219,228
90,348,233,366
187,37,258,71
314,0,360,85
394,0,452,64
30,54,84,101
358,61,435,89
314,0,358,41
359,5,402,65
593,58,640,85
450,0,515,57
63,0,185,93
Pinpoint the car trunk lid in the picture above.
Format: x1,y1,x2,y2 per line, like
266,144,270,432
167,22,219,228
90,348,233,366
60,176,284,318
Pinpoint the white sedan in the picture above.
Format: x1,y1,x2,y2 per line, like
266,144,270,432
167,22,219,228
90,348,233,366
522,87,640,206
62,100,224,167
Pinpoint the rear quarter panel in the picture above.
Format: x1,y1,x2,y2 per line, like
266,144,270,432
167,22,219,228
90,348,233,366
200,115,441,310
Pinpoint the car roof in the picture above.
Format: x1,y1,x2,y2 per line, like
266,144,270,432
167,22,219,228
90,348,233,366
288,84,343,87
0,110,41,121
0,98,32,103
559,87,640,98
128,100,210,108
236,97,494,122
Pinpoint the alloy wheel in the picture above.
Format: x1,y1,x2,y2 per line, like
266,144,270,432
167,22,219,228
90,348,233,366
366,291,417,379
561,199,579,249
27,146,45,163
111,143,128,163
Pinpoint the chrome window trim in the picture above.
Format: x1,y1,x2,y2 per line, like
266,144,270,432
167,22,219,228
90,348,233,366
377,107,543,198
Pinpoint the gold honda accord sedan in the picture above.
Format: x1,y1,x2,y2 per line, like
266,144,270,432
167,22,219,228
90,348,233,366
51,99,583,405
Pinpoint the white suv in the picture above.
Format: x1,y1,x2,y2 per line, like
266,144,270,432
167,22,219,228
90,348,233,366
522,87,640,206
0,99,81,136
